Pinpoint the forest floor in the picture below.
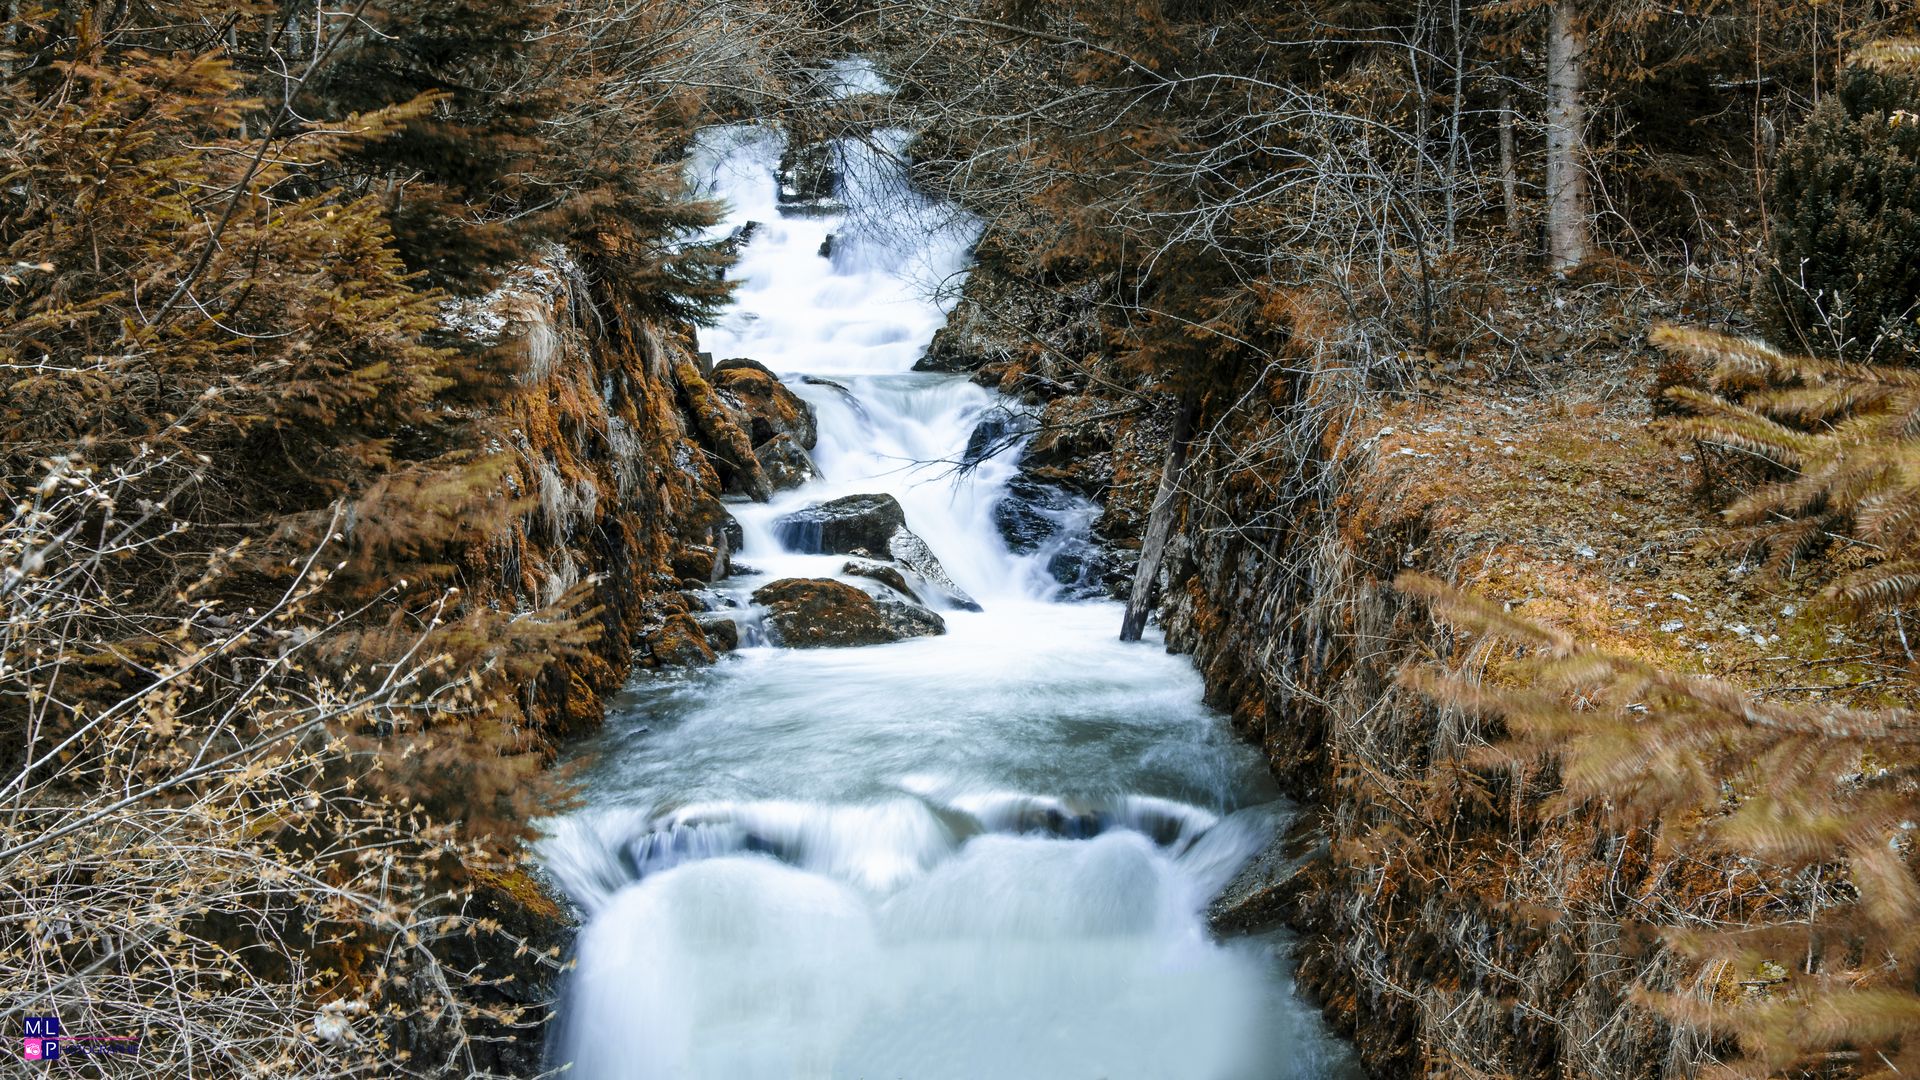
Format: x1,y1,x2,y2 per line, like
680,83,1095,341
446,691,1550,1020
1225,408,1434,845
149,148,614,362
1363,283,1913,713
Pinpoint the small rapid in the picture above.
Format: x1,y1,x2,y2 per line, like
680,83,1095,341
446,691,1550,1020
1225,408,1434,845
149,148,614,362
539,63,1356,1080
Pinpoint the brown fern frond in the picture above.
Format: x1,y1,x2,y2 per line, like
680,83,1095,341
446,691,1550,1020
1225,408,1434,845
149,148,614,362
1827,559,1920,610
1401,576,1920,1075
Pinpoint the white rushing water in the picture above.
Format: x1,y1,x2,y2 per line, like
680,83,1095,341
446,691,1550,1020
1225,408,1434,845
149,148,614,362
539,73,1357,1080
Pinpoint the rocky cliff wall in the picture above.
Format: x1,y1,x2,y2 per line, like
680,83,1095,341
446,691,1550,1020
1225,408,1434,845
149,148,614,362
432,245,791,1074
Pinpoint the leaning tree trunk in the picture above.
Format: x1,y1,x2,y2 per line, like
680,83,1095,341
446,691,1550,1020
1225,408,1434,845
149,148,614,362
1120,403,1197,643
1544,0,1591,272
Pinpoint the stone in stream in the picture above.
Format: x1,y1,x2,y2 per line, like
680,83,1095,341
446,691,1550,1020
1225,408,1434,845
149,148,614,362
961,409,1034,467
751,577,945,648
646,613,717,668
755,433,818,492
841,558,923,604
993,475,1078,552
776,492,904,553
993,475,1123,600
775,141,846,217
693,612,741,653
773,493,981,611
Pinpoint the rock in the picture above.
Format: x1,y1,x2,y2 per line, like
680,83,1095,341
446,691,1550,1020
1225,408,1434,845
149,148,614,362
755,433,818,491
913,296,1012,373
752,577,945,648
884,528,982,611
713,360,817,449
674,360,771,501
874,597,946,640
1018,394,1117,497
842,558,922,603
456,865,575,1078
694,612,741,652
775,494,982,611
818,234,834,259
775,493,906,555
994,475,1082,553
963,409,1032,466
1207,814,1327,936
670,542,720,582
648,613,717,667
776,141,845,216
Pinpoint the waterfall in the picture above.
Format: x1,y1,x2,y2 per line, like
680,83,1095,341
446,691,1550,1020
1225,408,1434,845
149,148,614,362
539,66,1356,1080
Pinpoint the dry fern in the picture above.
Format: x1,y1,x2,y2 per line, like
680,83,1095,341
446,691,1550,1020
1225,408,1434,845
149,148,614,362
1400,573,1920,1078
1653,324,1920,621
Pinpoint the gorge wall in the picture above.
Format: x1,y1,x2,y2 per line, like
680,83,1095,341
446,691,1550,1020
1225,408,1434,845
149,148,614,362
429,243,806,1073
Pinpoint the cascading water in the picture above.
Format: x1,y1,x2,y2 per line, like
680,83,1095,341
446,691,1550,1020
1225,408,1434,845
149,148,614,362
539,62,1357,1080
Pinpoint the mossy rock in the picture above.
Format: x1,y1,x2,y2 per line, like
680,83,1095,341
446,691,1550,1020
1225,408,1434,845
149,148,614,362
751,577,944,648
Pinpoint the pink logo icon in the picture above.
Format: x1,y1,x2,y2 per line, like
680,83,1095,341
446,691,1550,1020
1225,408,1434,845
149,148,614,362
23,1038,44,1060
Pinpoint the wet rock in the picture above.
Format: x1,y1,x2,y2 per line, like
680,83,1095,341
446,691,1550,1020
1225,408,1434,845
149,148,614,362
776,141,845,216
962,409,1033,466
751,577,945,648
874,597,946,640
674,360,771,502
453,866,574,1078
755,433,818,492
884,528,982,611
992,475,1123,599
713,359,817,449
775,494,982,611
1207,815,1327,936
1018,394,1118,498
647,613,717,667
1046,543,1126,600
775,493,907,555
694,612,741,653
994,475,1080,553
842,558,923,603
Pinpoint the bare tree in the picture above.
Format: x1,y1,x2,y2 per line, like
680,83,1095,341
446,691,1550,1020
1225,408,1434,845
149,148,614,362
1544,0,1592,271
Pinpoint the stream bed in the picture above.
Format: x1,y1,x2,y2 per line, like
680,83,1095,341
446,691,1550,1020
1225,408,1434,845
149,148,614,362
537,68,1359,1080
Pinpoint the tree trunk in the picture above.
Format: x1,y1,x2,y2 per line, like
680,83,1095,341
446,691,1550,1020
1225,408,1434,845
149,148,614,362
1544,0,1591,272
1120,404,1197,643
1500,90,1521,240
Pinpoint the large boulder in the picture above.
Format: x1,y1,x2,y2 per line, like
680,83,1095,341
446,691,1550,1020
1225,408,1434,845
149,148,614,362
775,493,905,556
773,494,980,610
713,359,817,449
751,578,944,648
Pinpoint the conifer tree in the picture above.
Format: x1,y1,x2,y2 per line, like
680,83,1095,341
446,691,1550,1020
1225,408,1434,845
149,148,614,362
1768,66,1920,362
